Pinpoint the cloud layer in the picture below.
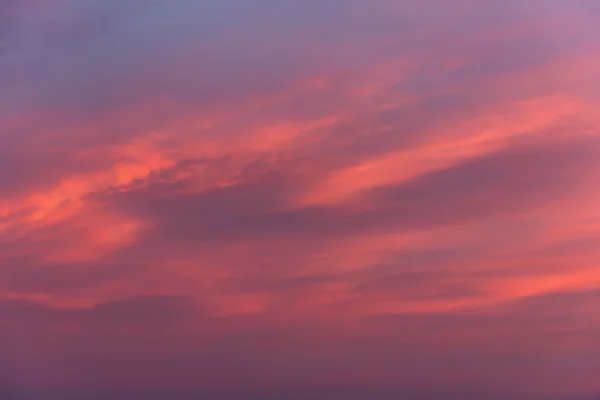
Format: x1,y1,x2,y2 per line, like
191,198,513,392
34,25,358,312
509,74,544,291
1,0,600,398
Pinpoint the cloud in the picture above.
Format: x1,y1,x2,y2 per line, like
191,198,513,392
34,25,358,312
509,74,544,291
1,0,600,397
86,133,599,249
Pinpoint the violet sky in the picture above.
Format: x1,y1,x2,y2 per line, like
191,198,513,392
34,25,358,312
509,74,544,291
1,1,600,399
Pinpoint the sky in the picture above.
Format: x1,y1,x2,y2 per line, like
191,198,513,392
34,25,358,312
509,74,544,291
1,0,600,399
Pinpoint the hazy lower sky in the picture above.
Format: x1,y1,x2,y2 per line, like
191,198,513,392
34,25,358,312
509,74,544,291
1,1,600,399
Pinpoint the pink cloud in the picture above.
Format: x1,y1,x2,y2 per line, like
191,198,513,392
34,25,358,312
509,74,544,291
1,0,600,398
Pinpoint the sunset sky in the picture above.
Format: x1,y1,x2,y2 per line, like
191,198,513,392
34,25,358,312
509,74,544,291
1,1,600,399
